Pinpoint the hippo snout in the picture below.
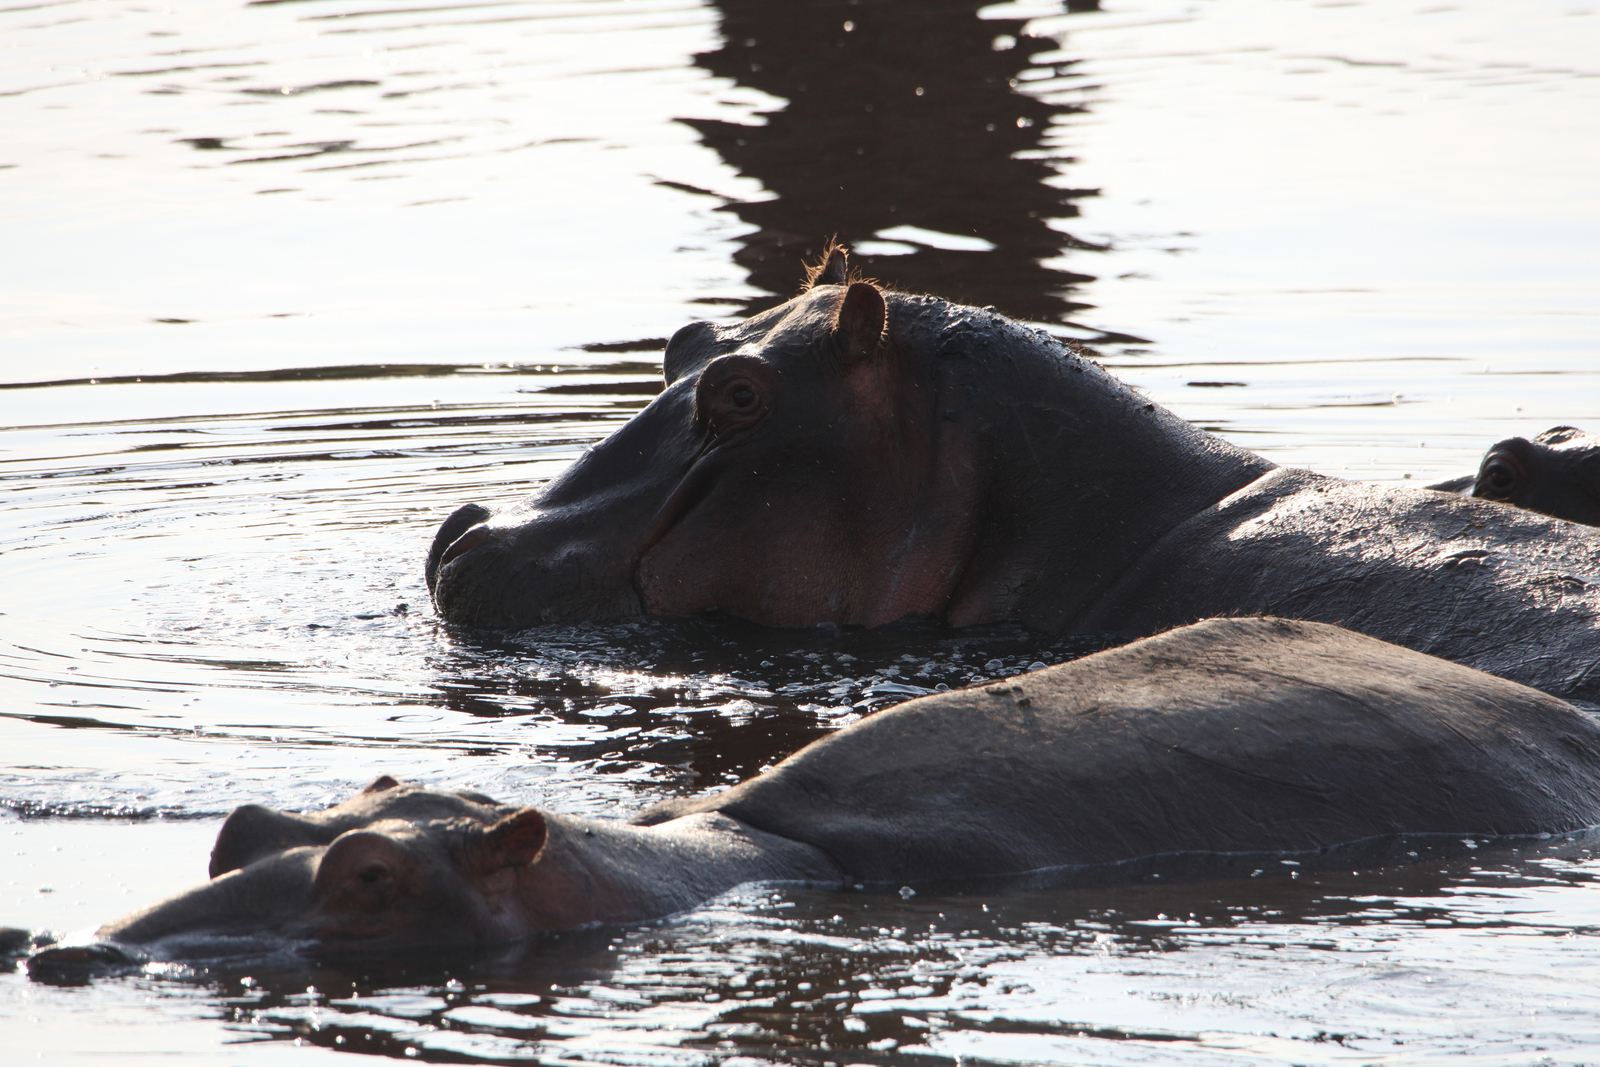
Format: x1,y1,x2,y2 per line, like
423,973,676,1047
27,940,147,983
428,501,649,629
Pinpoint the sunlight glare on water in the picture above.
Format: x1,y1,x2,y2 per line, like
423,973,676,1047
2,0,1599,1063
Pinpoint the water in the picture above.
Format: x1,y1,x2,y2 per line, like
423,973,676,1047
2,0,1598,1062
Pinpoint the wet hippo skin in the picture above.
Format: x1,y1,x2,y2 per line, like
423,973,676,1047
32,618,1600,968
1430,426,1600,527
427,250,1600,702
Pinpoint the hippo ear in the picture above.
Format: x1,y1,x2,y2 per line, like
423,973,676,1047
362,775,401,794
1535,426,1582,445
832,282,887,365
479,809,548,870
814,245,849,287
802,239,850,291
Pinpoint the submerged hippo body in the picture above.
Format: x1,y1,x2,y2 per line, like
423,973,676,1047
1430,426,1600,527
38,619,1600,964
428,253,1600,702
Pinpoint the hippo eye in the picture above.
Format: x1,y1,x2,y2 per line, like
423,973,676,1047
358,863,390,885
694,354,772,434
1480,460,1518,498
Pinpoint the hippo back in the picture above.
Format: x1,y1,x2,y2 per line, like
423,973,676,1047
636,617,1600,884
1075,468,1600,702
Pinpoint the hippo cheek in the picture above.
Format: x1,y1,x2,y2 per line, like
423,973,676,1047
636,506,864,626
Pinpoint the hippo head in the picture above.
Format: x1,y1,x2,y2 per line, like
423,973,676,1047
429,251,987,629
32,780,552,967
1472,426,1600,527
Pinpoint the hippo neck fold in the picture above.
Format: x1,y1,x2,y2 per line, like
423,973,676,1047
505,811,843,931
923,307,1276,629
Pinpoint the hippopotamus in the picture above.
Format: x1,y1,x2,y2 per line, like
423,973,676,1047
428,250,1600,702
30,619,1600,968
1429,426,1600,527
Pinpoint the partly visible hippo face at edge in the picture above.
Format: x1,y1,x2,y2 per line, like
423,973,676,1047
1473,426,1600,527
427,279,984,630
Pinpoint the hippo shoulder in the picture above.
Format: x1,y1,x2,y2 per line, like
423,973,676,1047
634,617,1600,884
1076,467,1600,701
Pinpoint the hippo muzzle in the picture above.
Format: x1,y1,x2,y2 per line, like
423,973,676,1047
427,377,714,629
427,501,651,629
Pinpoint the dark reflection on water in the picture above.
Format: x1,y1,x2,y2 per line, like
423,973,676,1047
687,0,1109,328
431,617,1109,793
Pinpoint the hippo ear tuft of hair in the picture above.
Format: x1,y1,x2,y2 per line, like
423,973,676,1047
802,239,851,290
482,809,548,869
833,282,887,364
815,245,849,287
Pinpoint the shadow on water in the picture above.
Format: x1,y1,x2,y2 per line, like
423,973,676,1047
685,0,1119,331
430,616,1111,794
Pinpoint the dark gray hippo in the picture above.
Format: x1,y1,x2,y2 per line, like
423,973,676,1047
428,249,1600,702
1430,426,1600,527
29,619,1600,967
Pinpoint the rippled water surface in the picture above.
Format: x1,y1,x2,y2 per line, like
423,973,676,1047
3,0,1599,1063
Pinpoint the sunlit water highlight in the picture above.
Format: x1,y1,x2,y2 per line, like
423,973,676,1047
3,0,1599,1063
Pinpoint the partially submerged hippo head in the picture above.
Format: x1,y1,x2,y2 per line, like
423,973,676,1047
27,775,836,972
429,251,978,628
1471,426,1600,526
28,779,546,969
428,247,1267,630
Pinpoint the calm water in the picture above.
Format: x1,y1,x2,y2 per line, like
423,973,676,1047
3,0,1599,1063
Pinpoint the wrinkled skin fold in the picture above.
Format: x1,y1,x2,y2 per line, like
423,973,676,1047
427,257,1600,702
30,618,1600,971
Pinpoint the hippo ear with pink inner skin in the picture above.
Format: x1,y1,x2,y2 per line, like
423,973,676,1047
832,282,887,365
478,808,548,870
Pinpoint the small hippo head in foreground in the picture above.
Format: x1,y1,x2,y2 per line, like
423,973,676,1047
1470,426,1600,526
82,780,548,957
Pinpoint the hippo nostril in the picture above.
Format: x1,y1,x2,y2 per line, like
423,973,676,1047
427,502,492,593
439,526,491,570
